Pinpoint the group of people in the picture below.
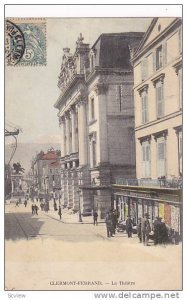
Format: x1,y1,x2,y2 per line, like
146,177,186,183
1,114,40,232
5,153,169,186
40,200,50,213
105,210,119,237
137,214,170,246
104,210,174,246
31,203,39,215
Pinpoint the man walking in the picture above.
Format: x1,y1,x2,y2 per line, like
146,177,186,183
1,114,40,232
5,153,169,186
141,213,151,246
105,212,113,237
31,204,35,215
58,206,62,220
93,211,98,225
126,215,133,238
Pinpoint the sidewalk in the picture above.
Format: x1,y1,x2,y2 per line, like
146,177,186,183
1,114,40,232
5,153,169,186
42,205,104,225
41,205,141,243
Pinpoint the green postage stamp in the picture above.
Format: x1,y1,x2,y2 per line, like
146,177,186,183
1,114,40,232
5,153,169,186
6,18,46,66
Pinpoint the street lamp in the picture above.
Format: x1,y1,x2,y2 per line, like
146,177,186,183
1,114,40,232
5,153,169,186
77,189,83,223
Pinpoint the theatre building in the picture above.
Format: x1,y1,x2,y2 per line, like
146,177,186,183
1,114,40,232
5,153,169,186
54,32,143,218
112,18,182,236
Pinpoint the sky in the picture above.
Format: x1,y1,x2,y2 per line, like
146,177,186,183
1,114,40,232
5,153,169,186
5,17,152,145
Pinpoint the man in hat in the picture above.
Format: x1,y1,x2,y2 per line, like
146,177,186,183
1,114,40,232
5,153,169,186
141,213,151,246
126,215,133,238
153,216,162,245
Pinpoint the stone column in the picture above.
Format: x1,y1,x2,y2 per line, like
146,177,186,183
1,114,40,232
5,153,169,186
94,83,109,163
77,98,88,166
11,179,14,193
70,105,76,153
65,112,70,155
59,116,66,157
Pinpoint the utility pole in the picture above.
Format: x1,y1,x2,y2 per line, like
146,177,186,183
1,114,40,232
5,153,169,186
5,128,20,165
5,129,19,137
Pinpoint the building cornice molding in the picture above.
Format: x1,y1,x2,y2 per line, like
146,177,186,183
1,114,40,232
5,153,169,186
137,83,149,95
173,125,182,134
54,74,85,109
133,18,182,63
135,110,182,132
152,129,168,140
173,58,182,75
86,66,132,85
138,134,152,144
151,73,165,87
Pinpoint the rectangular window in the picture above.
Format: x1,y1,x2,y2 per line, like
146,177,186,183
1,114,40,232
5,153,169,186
142,141,151,178
92,140,96,167
141,58,148,81
91,98,95,120
156,81,164,118
156,45,163,70
179,131,182,174
141,92,149,124
157,137,166,177
178,68,182,109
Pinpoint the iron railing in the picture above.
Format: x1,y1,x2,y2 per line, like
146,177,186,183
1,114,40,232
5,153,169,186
115,177,182,189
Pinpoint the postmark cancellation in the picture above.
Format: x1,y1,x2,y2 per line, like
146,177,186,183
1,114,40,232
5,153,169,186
5,18,46,66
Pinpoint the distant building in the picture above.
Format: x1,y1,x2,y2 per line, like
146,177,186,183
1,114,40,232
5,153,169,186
54,32,144,217
32,149,61,196
113,18,182,236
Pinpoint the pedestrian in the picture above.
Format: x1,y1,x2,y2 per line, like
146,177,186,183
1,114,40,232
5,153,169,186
15,200,19,207
111,210,118,234
93,211,98,225
40,202,44,211
159,220,168,245
126,215,133,238
153,217,162,245
34,204,39,215
137,217,142,243
24,199,27,207
58,206,62,220
141,213,151,246
31,204,35,215
105,212,113,238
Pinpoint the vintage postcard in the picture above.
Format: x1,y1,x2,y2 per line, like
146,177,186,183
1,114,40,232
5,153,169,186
4,4,183,299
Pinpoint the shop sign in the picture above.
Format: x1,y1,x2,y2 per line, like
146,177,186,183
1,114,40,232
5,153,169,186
171,206,180,233
164,203,171,227
159,203,165,219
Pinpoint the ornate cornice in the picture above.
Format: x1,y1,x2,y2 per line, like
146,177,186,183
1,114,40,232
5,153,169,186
59,116,65,125
138,135,151,145
137,84,149,95
151,73,165,87
94,83,108,95
173,58,182,75
152,129,168,140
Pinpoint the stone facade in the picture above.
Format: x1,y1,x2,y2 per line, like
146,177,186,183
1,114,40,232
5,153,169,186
112,18,182,237
133,17,182,180
54,32,144,218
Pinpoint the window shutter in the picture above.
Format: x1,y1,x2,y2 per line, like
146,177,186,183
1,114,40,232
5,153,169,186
145,94,148,122
156,84,163,118
163,42,167,65
141,96,145,123
141,58,148,81
157,140,165,176
142,143,151,178
153,51,156,72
